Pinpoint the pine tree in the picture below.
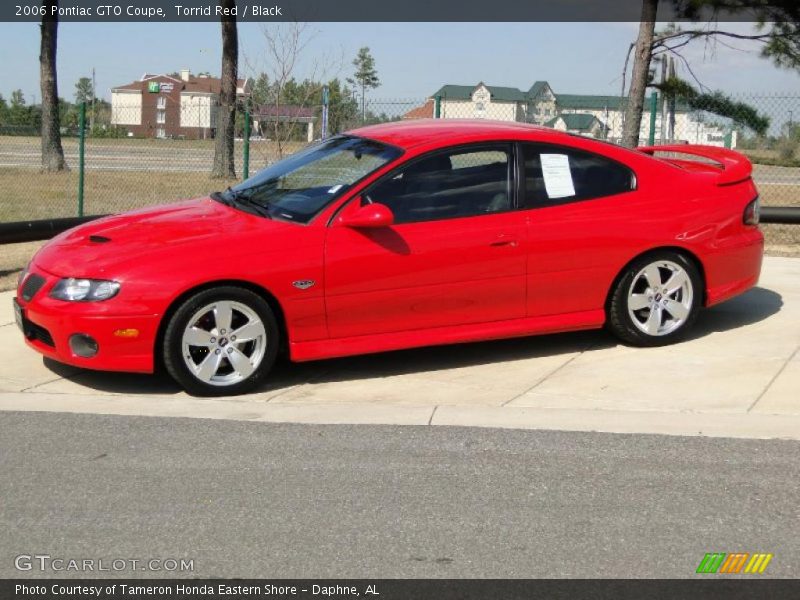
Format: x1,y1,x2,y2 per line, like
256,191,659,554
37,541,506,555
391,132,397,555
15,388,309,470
347,47,380,122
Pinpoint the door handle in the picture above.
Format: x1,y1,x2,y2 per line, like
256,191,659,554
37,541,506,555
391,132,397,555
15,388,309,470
490,239,518,247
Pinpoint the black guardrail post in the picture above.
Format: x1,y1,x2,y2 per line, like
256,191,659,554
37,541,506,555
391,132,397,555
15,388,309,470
761,207,800,225
0,215,107,244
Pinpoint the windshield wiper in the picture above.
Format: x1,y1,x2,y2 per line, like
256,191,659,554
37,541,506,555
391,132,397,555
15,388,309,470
214,188,272,219
210,191,233,206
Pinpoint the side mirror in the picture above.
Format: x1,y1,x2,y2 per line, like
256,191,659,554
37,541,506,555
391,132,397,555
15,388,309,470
339,202,394,229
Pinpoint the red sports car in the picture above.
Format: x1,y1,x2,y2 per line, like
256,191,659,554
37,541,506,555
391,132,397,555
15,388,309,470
15,120,763,396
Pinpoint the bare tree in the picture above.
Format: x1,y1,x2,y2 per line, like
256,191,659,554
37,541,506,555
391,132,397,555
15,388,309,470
621,0,658,148
40,0,66,171
621,0,800,147
245,23,343,160
211,0,237,178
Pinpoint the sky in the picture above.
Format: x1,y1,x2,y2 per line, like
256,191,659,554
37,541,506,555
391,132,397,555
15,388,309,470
0,21,798,104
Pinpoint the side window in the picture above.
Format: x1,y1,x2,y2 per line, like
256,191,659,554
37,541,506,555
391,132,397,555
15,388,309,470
365,146,512,224
522,144,635,208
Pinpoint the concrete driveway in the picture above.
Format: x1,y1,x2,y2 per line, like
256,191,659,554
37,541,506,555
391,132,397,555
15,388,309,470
1,256,799,440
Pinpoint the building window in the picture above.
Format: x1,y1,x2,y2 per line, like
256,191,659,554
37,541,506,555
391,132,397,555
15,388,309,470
156,127,166,138
156,110,166,124
157,96,166,109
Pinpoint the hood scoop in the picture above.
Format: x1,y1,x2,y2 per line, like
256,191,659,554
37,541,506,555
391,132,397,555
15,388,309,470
89,235,111,244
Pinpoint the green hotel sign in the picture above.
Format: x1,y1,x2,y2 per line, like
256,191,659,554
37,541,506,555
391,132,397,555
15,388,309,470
148,81,160,93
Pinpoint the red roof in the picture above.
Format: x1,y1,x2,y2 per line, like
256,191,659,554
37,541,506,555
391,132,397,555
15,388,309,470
402,99,434,120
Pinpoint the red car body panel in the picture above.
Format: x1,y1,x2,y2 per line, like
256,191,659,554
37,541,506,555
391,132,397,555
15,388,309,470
325,204,528,338
16,120,763,373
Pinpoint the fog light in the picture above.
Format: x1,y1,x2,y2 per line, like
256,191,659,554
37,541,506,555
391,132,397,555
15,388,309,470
114,328,139,338
69,334,98,358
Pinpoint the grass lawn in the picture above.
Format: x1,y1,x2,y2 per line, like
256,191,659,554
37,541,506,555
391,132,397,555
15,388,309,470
0,168,239,221
0,135,306,221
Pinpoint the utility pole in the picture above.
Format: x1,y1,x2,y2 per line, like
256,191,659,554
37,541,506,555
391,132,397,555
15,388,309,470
361,84,366,123
659,57,667,145
321,85,329,140
667,57,676,143
90,67,96,131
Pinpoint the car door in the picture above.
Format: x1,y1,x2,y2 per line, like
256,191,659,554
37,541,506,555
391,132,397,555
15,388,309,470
324,144,528,339
519,142,639,317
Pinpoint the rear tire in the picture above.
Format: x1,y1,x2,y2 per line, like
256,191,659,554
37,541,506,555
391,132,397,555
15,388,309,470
163,286,279,396
607,251,702,347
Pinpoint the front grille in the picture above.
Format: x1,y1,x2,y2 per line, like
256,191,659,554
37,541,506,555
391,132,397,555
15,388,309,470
25,320,55,347
21,273,46,301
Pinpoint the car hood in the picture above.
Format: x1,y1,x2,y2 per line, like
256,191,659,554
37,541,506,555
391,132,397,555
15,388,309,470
33,198,295,277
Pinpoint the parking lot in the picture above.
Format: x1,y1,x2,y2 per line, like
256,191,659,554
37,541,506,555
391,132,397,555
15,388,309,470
1,256,799,441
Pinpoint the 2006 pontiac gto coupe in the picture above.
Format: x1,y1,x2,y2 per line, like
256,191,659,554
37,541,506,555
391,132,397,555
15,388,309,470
15,120,763,395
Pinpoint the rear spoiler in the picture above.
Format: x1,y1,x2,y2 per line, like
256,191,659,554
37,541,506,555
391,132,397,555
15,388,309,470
637,144,752,186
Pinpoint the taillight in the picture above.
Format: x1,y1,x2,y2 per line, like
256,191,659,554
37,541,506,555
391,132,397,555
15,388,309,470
743,196,760,226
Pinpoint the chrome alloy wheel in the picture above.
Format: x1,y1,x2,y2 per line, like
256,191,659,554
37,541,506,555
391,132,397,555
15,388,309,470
627,259,694,337
181,300,267,386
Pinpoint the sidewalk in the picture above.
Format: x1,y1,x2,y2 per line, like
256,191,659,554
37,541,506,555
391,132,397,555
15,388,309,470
1,257,799,440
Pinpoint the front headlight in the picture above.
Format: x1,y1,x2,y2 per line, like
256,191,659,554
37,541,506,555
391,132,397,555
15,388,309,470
50,278,121,302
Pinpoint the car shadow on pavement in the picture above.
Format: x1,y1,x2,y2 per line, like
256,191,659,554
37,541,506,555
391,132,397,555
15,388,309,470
42,358,184,396
39,286,783,397
685,286,783,340
292,330,611,385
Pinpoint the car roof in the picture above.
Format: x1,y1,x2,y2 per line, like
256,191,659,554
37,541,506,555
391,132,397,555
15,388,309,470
348,119,574,150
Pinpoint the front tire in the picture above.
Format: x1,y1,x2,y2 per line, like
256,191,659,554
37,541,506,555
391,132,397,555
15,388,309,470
607,251,702,347
163,286,279,396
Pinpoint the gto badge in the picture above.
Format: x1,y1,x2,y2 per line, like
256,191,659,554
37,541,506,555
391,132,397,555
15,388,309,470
292,280,316,290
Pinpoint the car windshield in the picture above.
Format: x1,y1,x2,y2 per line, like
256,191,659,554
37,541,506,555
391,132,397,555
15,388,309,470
215,135,402,223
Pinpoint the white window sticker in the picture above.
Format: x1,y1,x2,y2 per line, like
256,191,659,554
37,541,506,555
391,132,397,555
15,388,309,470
327,184,344,194
540,153,576,199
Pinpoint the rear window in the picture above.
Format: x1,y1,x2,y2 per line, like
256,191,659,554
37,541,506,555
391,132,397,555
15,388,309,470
521,143,636,207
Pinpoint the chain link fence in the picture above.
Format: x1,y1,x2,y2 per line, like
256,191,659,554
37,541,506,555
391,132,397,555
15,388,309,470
643,92,800,257
1,94,798,254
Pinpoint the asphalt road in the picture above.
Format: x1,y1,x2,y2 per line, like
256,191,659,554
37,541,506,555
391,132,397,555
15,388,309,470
1,411,798,579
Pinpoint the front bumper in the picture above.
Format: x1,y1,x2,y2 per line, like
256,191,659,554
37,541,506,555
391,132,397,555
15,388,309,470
15,266,160,373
